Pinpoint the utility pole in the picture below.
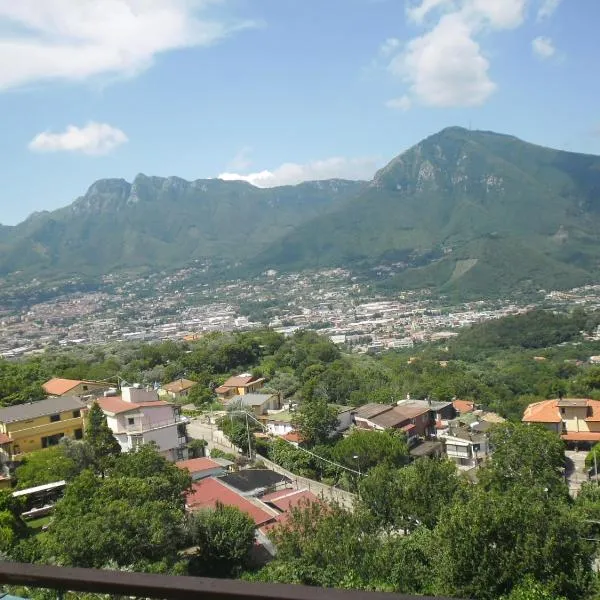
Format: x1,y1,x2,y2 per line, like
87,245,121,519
595,449,598,484
245,412,253,461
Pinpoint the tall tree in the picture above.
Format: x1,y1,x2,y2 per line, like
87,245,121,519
85,401,121,477
292,396,339,447
14,445,78,489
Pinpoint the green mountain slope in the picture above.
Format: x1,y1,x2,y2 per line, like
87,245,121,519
254,127,600,297
0,176,365,277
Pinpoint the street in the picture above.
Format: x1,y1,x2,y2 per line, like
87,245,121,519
565,449,588,496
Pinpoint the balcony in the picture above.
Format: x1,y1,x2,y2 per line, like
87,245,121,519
0,562,458,600
125,416,187,434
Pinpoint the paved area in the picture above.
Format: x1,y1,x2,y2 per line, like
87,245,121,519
186,418,238,455
565,449,588,496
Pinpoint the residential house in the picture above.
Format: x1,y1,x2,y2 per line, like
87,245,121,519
161,378,198,399
522,397,600,446
0,396,86,467
96,386,188,461
42,378,113,398
354,403,426,445
440,419,491,467
260,405,354,437
215,374,265,401
224,393,280,417
176,457,229,481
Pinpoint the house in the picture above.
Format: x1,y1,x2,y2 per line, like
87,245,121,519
43,378,113,398
396,398,456,422
96,386,188,461
261,405,354,437
440,425,490,467
176,457,229,480
215,374,266,400
523,397,600,447
354,403,424,445
161,378,198,399
224,393,280,417
0,396,86,467
185,477,278,526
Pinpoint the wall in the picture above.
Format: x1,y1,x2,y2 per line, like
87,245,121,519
266,422,293,436
67,382,109,397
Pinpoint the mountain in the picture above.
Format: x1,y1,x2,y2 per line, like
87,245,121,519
0,175,366,277
253,127,600,298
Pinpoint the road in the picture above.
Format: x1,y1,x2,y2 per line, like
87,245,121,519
565,449,588,496
186,418,239,455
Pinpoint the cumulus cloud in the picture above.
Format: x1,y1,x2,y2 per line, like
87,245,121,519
218,157,379,188
28,122,128,155
0,0,256,91
537,0,561,20
387,0,536,109
386,95,412,111
532,36,555,59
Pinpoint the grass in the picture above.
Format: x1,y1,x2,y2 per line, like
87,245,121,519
25,515,52,532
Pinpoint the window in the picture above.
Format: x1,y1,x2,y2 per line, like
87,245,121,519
49,414,60,423
176,448,184,461
560,407,566,415
410,418,416,425
42,433,65,448
72,410,81,418
128,417,135,426
82,385,88,391
74,428,83,440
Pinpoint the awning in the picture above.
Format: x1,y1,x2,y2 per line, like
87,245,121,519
561,432,600,442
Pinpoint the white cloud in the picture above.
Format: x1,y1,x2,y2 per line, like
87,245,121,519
379,37,401,56
537,0,561,20
532,36,555,59
28,122,128,155
387,0,534,109
0,0,256,92
218,157,379,188
386,95,412,111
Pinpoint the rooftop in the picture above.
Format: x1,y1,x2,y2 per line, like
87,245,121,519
162,379,198,394
226,393,277,408
220,469,290,494
176,457,223,473
0,396,85,424
95,396,172,415
354,403,392,420
42,377,110,396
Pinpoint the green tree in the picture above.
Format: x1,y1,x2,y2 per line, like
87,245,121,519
186,503,256,577
14,445,78,489
292,397,339,447
0,490,26,554
188,438,207,458
85,401,121,477
501,577,567,600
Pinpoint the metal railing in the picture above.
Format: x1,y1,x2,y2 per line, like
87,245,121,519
124,417,186,434
0,562,455,600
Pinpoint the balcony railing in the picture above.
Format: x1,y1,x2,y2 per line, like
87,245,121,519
124,416,187,434
0,562,457,600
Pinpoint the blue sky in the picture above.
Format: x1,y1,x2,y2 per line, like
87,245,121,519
0,0,599,224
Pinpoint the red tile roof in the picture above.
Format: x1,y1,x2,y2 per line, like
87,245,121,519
453,400,475,414
185,478,275,526
561,432,600,442
264,489,319,512
281,431,302,443
42,378,82,396
176,457,222,473
522,400,562,424
162,379,197,394
96,396,172,415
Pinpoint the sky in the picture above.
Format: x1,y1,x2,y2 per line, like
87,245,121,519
1,0,599,224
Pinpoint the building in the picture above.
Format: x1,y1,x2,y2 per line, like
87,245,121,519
176,457,229,481
224,393,280,417
260,405,354,437
354,402,430,443
441,428,490,467
96,386,188,461
0,396,86,469
42,378,113,397
522,397,600,446
161,378,198,399
215,374,266,401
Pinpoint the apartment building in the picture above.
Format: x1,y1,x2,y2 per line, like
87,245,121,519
96,386,188,461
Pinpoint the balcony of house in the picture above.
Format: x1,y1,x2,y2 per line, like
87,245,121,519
122,415,188,434
0,562,460,600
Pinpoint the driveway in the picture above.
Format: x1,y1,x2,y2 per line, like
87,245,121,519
565,449,588,496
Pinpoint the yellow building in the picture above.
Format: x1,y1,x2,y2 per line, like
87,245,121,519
522,398,600,445
0,396,86,461
215,374,265,401
42,377,113,397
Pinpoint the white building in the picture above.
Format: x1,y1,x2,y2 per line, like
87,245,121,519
97,386,188,462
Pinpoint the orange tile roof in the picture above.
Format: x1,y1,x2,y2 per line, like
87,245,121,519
522,400,561,424
42,378,83,396
561,432,600,442
176,458,222,473
162,379,197,394
453,400,475,414
96,396,172,415
585,402,600,422
265,489,319,512
281,431,302,443
185,477,275,525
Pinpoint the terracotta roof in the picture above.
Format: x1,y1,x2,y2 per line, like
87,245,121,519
162,379,197,394
42,378,83,396
281,431,302,443
176,457,222,473
401,423,416,432
522,400,562,424
586,403,600,422
219,375,258,389
95,396,172,415
561,432,600,442
185,477,275,525
0,432,11,445
453,400,475,414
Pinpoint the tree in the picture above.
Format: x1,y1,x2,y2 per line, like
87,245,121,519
479,422,567,497
334,429,408,474
218,409,260,456
359,459,460,530
186,503,256,577
430,486,593,600
85,401,121,477
188,438,207,458
14,445,78,489
0,490,26,554
187,384,215,407
501,578,567,600
292,397,339,447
